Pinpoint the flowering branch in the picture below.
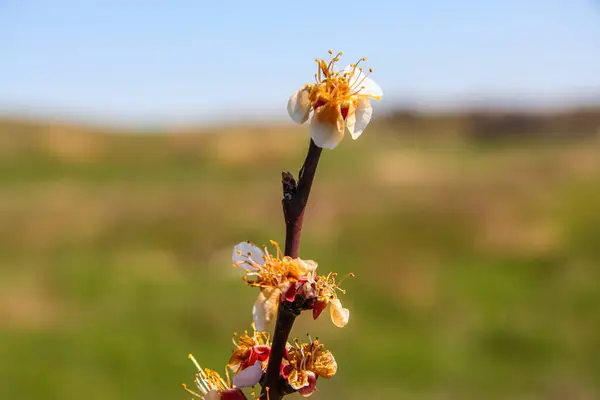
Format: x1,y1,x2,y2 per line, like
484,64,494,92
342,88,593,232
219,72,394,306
260,139,322,399
183,50,381,400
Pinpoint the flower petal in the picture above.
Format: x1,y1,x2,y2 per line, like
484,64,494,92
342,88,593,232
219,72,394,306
344,109,356,138
342,65,383,100
288,369,309,390
252,288,280,332
233,360,263,388
287,85,313,124
350,98,373,140
232,241,265,270
313,350,337,379
297,259,318,274
310,104,345,149
297,372,318,397
329,298,350,328
358,76,383,100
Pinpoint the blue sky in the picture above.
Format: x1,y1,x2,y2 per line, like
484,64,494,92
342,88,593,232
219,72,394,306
1,0,599,125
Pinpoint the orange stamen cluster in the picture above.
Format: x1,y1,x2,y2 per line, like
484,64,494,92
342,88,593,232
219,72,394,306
236,241,314,289
309,50,373,112
231,328,271,350
228,328,272,373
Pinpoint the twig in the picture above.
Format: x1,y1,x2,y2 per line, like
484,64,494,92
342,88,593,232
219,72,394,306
260,139,323,400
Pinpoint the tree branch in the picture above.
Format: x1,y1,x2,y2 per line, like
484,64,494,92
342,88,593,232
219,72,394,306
260,139,323,400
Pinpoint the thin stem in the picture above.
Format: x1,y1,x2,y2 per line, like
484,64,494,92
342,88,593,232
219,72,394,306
260,139,323,400
284,139,322,258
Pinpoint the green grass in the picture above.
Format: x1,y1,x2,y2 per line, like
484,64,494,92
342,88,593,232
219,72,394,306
0,119,599,399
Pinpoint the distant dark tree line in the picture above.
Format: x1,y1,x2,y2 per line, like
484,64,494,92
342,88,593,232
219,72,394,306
381,107,600,142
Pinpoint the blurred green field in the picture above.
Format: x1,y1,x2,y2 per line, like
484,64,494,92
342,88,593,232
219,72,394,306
0,117,599,399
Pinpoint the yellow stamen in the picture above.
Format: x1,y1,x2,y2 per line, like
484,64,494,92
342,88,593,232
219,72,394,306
337,272,355,287
189,354,202,371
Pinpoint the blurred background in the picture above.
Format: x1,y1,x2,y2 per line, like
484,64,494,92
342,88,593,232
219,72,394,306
1,1,600,399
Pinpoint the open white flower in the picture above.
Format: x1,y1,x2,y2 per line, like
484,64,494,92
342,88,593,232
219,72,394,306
232,241,320,332
287,51,383,149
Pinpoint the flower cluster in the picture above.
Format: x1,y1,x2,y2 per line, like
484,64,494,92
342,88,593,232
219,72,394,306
183,239,351,399
287,50,383,149
232,241,351,332
183,328,267,399
184,329,337,399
